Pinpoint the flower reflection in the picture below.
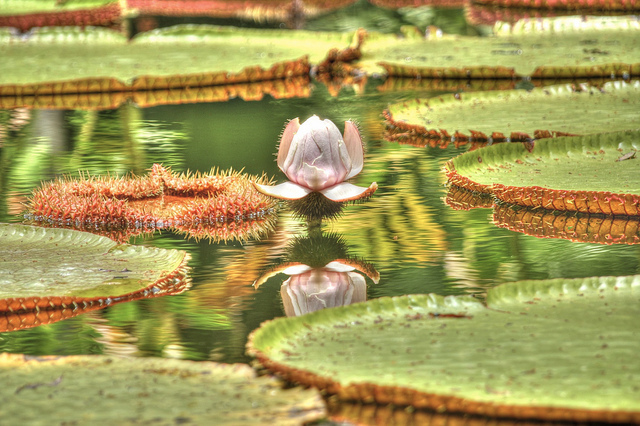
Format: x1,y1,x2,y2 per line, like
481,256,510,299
280,261,368,317
254,232,379,317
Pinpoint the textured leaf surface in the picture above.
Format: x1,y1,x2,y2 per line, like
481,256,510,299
445,130,640,215
0,223,187,298
0,353,325,425
0,0,115,14
248,276,640,422
0,25,355,89
360,17,640,78
385,81,640,142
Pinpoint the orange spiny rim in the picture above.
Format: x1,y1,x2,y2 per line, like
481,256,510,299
0,58,310,98
25,164,278,242
0,253,191,332
443,161,493,194
127,0,357,19
248,340,640,424
492,184,640,216
444,185,495,211
378,63,518,80
384,109,545,145
493,204,640,245
0,3,122,33
0,77,311,111
473,0,639,11
444,163,640,216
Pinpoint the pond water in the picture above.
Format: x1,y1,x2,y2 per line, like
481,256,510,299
1,6,639,421
2,75,638,365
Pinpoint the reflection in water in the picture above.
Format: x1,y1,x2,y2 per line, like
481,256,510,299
255,230,379,316
280,262,368,317
494,203,640,245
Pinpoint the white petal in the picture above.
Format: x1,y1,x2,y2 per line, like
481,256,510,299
277,118,300,171
319,182,378,202
252,181,312,200
282,264,313,275
323,261,356,273
343,121,364,179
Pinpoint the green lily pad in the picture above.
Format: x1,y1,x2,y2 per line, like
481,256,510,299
385,81,640,143
247,275,640,423
444,130,640,215
0,353,325,424
0,25,356,92
0,223,188,298
0,1,121,32
0,0,115,15
474,0,640,11
360,16,640,78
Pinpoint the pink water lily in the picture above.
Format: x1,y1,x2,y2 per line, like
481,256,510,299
253,115,378,202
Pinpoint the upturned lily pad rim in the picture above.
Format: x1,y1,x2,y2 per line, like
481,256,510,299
384,81,640,143
444,130,640,216
247,276,640,423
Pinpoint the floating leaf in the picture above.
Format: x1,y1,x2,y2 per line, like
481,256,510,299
127,0,357,22
445,130,640,216
474,0,640,11
25,164,277,242
0,223,190,331
359,16,640,78
248,275,640,423
0,77,311,110
0,0,121,32
0,353,325,424
385,81,640,143
0,25,358,95
493,203,640,245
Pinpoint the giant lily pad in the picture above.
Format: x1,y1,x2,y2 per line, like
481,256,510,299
25,164,277,243
385,81,640,143
127,0,357,20
0,25,358,95
0,77,311,110
474,0,639,11
0,223,190,330
0,353,325,424
0,0,121,32
444,130,640,215
248,275,640,423
359,16,640,78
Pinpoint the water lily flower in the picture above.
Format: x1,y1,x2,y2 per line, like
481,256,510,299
253,115,377,202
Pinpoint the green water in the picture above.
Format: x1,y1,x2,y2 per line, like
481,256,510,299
1,77,638,365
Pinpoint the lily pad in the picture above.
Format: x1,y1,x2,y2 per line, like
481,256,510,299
444,130,640,215
474,0,640,11
0,353,325,424
0,77,312,110
360,16,640,78
0,223,189,299
247,275,640,423
25,164,277,243
127,0,357,20
0,1,120,32
385,81,640,143
0,24,357,94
